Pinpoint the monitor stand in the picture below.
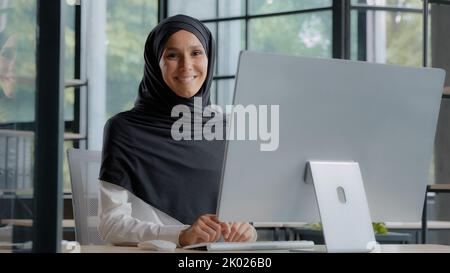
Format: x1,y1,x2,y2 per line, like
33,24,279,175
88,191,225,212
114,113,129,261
304,161,379,253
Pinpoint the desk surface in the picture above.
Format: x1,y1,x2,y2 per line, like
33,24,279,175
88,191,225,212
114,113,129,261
1,244,449,253
79,244,450,253
3,220,447,230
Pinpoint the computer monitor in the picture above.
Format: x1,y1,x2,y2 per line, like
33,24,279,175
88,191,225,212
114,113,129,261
217,51,445,226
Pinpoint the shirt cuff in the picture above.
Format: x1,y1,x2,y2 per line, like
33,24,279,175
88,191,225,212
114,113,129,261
154,225,190,247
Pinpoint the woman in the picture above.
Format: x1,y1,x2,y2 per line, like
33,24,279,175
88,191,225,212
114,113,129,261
98,14,257,247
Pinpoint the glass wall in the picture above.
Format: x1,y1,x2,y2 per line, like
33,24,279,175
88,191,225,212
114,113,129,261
351,1,450,244
168,0,333,111
60,1,158,192
63,2,76,193
105,0,158,119
0,0,37,252
350,0,423,67
349,0,432,182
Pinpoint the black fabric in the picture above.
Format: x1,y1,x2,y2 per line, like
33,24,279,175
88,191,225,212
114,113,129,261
99,14,226,225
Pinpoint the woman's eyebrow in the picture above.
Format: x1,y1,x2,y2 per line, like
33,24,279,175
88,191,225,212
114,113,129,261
189,45,204,50
165,45,204,51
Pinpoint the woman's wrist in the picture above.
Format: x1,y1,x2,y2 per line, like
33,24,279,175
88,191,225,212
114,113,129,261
178,228,189,247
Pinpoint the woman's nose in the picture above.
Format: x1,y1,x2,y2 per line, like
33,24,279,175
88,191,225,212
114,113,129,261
180,56,193,70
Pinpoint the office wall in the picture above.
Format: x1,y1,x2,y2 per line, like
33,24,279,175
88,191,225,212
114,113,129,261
432,3,450,245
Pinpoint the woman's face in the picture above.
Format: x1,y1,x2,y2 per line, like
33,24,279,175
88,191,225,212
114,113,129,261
159,30,208,98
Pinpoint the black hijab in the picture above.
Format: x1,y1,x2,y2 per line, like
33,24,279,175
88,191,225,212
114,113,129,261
99,14,226,225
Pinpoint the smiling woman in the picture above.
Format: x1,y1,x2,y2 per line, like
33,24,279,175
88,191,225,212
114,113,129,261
98,14,257,248
159,30,208,98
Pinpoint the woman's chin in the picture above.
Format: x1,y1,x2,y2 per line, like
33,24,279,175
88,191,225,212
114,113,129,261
173,89,199,99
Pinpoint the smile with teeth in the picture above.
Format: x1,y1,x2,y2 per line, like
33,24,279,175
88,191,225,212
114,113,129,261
175,75,197,84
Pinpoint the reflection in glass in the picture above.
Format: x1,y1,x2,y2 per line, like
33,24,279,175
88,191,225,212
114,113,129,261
0,1,36,124
249,12,332,58
0,0,37,252
65,3,75,81
64,2,75,122
64,88,74,124
62,2,76,198
0,35,16,99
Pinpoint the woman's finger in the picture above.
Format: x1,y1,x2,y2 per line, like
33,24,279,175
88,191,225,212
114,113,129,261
208,214,220,223
192,224,210,243
202,216,222,231
220,222,231,239
232,222,247,242
236,224,253,242
198,221,220,242
228,222,242,242
201,216,222,241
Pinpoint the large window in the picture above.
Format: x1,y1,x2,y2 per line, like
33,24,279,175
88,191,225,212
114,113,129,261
105,0,158,118
350,0,423,67
60,1,159,192
0,0,37,251
0,1,36,124
168,0,333,110
63,2,77,193
349,0,442,186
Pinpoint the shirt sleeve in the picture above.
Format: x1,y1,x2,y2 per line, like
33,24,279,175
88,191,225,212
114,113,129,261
97,180,189,247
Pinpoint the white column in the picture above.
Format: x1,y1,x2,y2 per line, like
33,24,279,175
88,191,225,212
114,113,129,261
218,0,241,111
366,3,386,64
84,0,107,150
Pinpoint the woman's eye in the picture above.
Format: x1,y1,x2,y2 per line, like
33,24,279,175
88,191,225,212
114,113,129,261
193,50,203,56
167,53,178,59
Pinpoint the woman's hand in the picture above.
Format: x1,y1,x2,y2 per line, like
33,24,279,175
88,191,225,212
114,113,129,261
179,214,222,246
221,222,254,242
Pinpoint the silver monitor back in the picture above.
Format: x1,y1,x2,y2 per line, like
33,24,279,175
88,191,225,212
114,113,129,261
217,51,445,223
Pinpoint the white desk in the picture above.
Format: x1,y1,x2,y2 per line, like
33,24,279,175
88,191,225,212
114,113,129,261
2,244,449,253
79,244,450,253
253,221,450,242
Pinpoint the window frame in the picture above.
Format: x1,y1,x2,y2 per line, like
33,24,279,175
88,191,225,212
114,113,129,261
164,0,345,105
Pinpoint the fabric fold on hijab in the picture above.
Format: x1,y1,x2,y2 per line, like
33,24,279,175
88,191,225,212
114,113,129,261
99,14,226,225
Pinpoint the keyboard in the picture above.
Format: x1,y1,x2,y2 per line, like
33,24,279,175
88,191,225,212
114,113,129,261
183,240,315,251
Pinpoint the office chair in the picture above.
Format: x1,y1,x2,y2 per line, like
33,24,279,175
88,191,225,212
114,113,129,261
67,148,105,245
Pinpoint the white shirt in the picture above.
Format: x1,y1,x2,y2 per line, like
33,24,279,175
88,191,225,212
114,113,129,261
98,180,257,246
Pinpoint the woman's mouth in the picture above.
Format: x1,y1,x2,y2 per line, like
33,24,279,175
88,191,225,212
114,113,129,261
175,75,197,84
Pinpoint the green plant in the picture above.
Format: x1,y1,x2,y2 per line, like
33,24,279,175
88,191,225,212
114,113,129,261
372,222,388,235
305,222,388,235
